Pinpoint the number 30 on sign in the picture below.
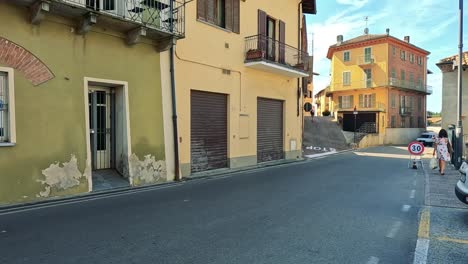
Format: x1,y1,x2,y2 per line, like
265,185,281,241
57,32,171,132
408,142,425,155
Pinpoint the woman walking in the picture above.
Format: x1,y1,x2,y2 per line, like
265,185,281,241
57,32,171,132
432,129,452,175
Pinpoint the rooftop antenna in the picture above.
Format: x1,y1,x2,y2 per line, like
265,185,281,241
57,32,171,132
364,16,369,35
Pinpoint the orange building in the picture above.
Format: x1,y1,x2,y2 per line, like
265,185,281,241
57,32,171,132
327,30,432,145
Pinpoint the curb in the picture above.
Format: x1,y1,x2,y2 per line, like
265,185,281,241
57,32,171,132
0,148,356,214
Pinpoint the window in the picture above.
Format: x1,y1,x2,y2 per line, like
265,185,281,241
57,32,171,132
197,0,240,33
391,93,396,108
418,96,422,111
344,51,350,62
417,76,423,90
400,50,406,60
338,95,353,109
409,72,414,88
409,53,414,63
401,117,406,128
343,71,351,86
392,46,396,56
391,68,396,79
364,47,372,63
391,116,396,128
364,69,372,88
0,68,15,145
418,56,423,66
409,116,414,128
401,70,406,86
359,93,376,108
418,117,424,128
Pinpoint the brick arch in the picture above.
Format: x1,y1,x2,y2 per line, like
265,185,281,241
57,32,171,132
0,37,54,86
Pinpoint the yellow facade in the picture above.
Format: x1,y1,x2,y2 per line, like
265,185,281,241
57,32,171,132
330,43,389,91
175,0,311,176
327,33,430,145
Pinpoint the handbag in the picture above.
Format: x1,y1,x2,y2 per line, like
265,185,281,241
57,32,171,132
447,141,454,154
430,157,438,170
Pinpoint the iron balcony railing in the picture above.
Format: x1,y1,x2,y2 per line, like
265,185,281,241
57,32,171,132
331,78,432,93
21,0,185,37
357,55,375,65
71,0,184,35
399,106,412,116
335,102,386,112
244,34,310,73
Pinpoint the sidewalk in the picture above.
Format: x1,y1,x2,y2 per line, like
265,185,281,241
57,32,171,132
422,150,467,209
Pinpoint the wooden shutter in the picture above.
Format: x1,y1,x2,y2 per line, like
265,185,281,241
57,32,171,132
258,9,267,53
279,20,286,63
197,0,206,20
338,96,343,108
232,0,240,33
206,0,216,24
225,0,233,31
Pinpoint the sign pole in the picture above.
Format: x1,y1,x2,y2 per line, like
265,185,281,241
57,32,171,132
456,0,464,169
353,106,358,145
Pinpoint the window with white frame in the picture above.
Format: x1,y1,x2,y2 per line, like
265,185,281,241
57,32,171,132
392,46,396,56
344,51,350,62
0,69,14,144
400,50,406,60
409,53,414,63
359,93,375,108
343,71,351,86
418,56,423,66
339,95,353,109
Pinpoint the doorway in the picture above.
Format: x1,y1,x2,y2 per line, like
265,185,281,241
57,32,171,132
87,81,131,191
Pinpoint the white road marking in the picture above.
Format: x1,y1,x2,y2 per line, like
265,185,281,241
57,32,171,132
386,221,402,238
366,256,379,264
402,204,412,212
410,190,416,199
413,238,429,264
304,152,337,158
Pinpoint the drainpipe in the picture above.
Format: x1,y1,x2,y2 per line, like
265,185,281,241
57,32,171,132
297,1,303,117
169,0,180,181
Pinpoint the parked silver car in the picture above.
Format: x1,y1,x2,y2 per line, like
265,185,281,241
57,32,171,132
455,162,468,204
416,132,436,146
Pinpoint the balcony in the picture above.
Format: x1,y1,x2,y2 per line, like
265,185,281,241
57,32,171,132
389,78,432,94
357,55,375,67
244,35,310,78
359,102,386,112
331,78,433,94
12,0,184,49
400,106,412,116
335,102,386,112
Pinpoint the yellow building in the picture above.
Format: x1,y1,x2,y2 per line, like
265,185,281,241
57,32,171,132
327,31,431,145
315,86,332,116
172,0,316,177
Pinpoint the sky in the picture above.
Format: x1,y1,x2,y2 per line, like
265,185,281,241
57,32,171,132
305,0,468,112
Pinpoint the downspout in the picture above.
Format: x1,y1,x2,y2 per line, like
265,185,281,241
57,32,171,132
169,1,180,181
297,1,303,117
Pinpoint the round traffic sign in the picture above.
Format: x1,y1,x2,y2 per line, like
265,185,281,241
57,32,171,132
408,141,425,155
304,102,312,112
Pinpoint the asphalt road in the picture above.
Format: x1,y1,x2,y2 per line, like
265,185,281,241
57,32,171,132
0,147,425,264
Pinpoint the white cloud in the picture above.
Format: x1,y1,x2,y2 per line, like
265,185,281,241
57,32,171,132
336,0,369,8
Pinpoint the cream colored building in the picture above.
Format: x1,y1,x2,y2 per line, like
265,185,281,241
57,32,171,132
172,0,316,177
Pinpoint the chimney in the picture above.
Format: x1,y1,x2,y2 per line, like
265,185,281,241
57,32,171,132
404,36,410,43
364,28,369,35
337,35,343,44
386,28,390,36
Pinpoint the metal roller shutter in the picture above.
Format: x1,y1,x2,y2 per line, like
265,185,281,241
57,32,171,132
257,98,284,162
191,90,228,173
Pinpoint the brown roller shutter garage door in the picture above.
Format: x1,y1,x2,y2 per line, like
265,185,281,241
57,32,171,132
257,98,284,162
191,91,228,173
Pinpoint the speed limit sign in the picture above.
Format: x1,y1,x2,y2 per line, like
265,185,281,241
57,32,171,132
408,141,425,155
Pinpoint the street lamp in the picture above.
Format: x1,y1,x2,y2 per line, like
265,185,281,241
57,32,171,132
455,0,464,168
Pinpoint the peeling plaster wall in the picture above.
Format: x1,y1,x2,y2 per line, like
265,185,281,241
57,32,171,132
128,154,167,186
0,3,166,205
37,155,90,198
